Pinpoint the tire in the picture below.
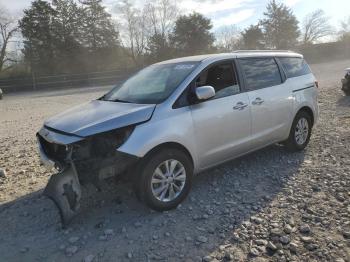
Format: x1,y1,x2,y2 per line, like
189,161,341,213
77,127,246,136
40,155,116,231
134,148,193,211
284,111,312,152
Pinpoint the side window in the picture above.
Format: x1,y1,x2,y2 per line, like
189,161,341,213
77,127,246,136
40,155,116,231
238,58,282,91
195,62,240,99
279,57,311,78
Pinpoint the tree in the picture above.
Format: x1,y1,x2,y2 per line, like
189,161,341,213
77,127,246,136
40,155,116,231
0,5,18,72
146,33,173,63
20,0,121,74
144,0,178,37
116,0,147,65
80,0,119,50
19,0,57,75
339,16,350,42
302,9,333,45
142,0,179,63
260,0,300,49
79,0,120,70
51,0,83,72
241,24,265,49
170,12,214,56
215,25,242,52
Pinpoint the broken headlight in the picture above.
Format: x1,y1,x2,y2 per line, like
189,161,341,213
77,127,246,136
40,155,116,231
68,126,135,163
114,126,135,148
74,126,135,159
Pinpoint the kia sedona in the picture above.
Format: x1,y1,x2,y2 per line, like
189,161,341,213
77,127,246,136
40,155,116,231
37,51,318,224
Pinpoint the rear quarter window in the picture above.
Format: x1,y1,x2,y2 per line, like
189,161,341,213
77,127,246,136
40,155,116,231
279,57,311,78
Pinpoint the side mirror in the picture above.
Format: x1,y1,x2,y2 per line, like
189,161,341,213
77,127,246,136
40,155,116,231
195,86,216,101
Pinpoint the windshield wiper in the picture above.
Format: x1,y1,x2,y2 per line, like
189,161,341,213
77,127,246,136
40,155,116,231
99,94,107,101
112,99,132,103
99,95,132,103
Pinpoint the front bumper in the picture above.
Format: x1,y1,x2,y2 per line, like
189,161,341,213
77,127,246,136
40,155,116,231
44,165,82,225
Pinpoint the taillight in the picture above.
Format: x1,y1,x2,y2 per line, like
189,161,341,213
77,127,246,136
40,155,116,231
315,80,319,88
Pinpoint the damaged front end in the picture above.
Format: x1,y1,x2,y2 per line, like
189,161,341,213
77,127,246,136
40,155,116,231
37,125,138,225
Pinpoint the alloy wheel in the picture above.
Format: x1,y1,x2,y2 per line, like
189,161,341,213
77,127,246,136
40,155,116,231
151,159,186,202
295,117,309,145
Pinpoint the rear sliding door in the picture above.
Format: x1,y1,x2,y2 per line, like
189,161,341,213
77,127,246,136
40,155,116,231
237,57,293,149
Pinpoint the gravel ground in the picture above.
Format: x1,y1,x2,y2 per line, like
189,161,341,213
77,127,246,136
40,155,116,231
0,60,349,262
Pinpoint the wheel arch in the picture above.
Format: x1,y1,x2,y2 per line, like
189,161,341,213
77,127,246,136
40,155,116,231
296,106,314,127
143,142,195,168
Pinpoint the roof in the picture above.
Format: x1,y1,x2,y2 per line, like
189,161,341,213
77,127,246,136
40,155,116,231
157,50,303,65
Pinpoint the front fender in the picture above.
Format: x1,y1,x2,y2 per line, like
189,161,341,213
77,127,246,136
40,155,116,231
118,108,199,171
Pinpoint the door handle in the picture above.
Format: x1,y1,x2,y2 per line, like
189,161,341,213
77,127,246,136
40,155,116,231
252,97,264,105
233,102,248,110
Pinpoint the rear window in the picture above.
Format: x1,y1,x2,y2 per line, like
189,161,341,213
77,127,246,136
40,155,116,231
279,57,311,78
238,58,282,91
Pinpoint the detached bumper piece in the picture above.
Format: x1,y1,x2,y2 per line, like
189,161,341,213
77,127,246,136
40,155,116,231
44,164,81,226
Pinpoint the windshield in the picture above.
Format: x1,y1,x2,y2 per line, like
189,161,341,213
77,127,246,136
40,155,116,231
102,62,199,104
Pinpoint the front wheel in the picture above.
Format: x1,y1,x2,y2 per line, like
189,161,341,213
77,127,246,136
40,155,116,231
284,111,312,152
134,148,193,211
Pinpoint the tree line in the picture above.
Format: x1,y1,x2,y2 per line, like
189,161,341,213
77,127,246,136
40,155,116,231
0,0,350,77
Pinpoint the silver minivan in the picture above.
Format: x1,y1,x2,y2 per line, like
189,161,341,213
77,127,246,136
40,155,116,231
37,51,318,223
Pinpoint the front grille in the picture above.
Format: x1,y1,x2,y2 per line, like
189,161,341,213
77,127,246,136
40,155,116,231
38,134,68,162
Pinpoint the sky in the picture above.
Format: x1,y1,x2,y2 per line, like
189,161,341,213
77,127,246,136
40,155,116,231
1,0,349,32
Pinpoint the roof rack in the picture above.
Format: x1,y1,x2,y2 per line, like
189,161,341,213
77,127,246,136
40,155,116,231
233,50,294,53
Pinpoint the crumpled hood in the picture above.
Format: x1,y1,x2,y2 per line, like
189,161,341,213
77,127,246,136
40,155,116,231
45,100,156,137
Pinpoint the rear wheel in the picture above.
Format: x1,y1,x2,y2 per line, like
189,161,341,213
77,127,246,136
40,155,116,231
284,111,312,152
134,148,193,211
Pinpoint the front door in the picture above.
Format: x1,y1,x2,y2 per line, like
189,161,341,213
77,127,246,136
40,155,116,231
190,61,251,170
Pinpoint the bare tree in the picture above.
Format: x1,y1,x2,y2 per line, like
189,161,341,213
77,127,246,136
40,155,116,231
144,0,178,37
215,25,242,52
115,0,178,65
340,16,350,32
339,16,350,41
115,0,148,65
0,6,18,72
302,9,333,45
